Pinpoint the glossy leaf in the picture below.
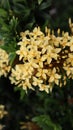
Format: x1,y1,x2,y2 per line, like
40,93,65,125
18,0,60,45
38,0,43,5
32,115,62,130
9,52,16,66
0,8,7,17
39,0,52,10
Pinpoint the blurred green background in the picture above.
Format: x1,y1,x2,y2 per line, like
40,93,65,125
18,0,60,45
0,0,73,130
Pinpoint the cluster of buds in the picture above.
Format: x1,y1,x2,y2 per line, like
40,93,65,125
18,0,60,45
9,25,73,93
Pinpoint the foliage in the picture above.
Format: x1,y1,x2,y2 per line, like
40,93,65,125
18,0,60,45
0,0,51,34
0,77,73,130
32,115,62,130
50,0,73,31
0,0,52,66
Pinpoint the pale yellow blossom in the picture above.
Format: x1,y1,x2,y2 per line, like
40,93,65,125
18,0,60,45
46,46,61,64
63,66,73,77
39,84,52,93
32,77,43,87
16,46,28,60
67,53,73,66
36,68,48,79
0,48,11,77
0,105,7,119
20,79,34,91
30,27,44,39
10,25,73,93
67,38,73,51
49,68,61,85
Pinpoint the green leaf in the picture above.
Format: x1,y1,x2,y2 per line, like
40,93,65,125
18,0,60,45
0,43,16,53
13,3,26,12
0,8,7,17
24,17,35,30
10,16,18,28
0,0,10,10
38,0,43,5
13,0,25,3
14,86,26,100
32,115,51,123
39,0,52,10
32,115,62,130
1,24,9,32
14,86,21,92
20,89,26,100
9,52,16,66
42,12,50,20
22,8,31,19
25,22,34,30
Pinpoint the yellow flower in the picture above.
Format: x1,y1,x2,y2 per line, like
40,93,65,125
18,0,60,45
60,32,70,48
46,46,61,64
35,57,43,68
39,84,52,93
20,30,30,39
20,79,34,91
0,105,7,119
30,27,44,39
63,65,73,76
36,68,48,79
49,68,61,85
67,53,73,66
16,46,28,60
27,50,40,61
0,48,10,77
32,77,43,86
67,38,73,51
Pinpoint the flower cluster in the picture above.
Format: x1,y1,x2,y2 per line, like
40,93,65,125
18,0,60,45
9,26,73,93
0,48,11,77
